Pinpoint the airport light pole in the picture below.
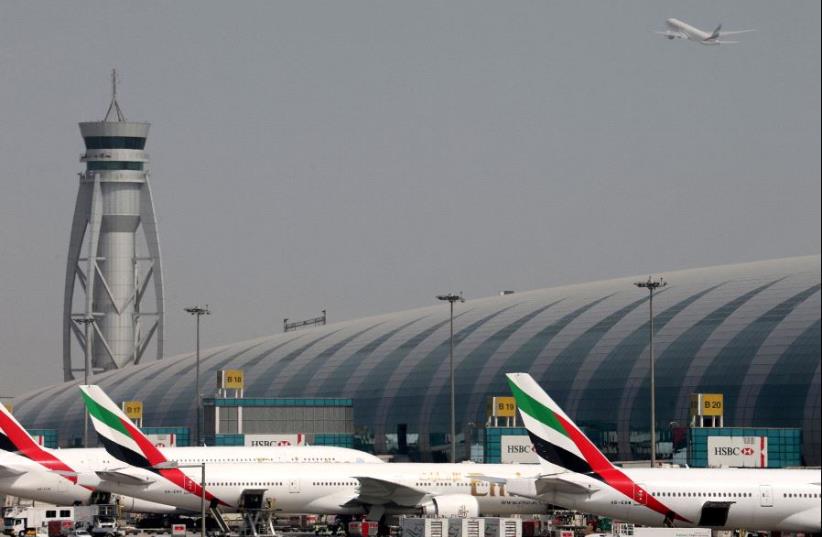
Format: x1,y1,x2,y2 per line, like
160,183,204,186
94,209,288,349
76,316,96,447
634,276,666,467
185,306,210,446
156,461,207,536
436,292,465,463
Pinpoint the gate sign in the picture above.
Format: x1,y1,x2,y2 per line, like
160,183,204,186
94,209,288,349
244,433,305,447
218,369,244,390
500,435,539,464
707,436,768,468
690,393,724,417
488,396,517,418
122,400,143,420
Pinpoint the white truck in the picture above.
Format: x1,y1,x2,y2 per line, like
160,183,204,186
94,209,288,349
2,505,122,537
3,506,74,537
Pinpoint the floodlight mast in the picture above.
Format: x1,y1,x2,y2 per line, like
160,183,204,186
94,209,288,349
436,292,465,463
634,276,667,467
185,306,211,446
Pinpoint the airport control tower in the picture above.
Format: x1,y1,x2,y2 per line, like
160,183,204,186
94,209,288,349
62,71,164,381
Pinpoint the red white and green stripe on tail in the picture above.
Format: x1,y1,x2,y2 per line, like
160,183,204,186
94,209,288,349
506,373,689,524
79,385,224,506
0,401,81,485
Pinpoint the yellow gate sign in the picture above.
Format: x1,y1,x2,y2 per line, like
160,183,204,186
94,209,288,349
701,394,724,416
122,400,143,420
488,396,517,418
690,393,724,417
219,369,244,390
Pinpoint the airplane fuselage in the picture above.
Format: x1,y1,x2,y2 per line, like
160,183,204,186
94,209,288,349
92,462,547,516
1,446,380,511
665,18,717,44
0,452,177,513
532,467,820,532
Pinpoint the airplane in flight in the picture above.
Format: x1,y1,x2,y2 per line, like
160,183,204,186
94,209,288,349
0,395,382,512
497,373,821,533
656,18,755,45
80,385,548,523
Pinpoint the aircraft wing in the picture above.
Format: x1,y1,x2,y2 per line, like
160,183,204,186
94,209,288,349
654,30,685,39
96,470,156,487
352,476,430,506
534,475,600,496
0,462,27,478
473,474,599,498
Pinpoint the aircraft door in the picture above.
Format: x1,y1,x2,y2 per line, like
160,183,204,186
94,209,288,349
633,483,648,506
288,479,300,494
759,485,773,507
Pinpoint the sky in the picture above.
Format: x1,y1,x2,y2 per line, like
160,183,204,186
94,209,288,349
0,1,819,397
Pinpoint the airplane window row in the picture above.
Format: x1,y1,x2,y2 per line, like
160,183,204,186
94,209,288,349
414,482,469,487
176,457,337,463
207,482,284,486
312,482,357,486
783,493,819,498
652,491,752,498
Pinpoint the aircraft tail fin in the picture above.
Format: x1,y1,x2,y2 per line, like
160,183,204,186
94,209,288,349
506,373,617,477
81,385,224,505
0,400,78,481
710,24,722,39
0,401,38,455
80,385,168,470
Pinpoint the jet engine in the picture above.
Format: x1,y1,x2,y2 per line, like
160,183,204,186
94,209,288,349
421,494,480,518
114,495,181,514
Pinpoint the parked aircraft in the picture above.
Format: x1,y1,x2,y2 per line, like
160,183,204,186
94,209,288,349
1,394,381,511
1,403,176,512
499,373,821,532
80,385,548,521
656,18,754,45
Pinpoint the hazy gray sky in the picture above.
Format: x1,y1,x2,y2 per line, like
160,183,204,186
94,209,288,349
1,1,819,397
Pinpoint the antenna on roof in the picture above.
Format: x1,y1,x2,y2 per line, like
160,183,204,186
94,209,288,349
104,68,127,122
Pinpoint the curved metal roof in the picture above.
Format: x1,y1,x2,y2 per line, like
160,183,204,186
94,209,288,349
14,256,821,463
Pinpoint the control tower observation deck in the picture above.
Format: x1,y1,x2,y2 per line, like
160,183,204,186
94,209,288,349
62,72,164,380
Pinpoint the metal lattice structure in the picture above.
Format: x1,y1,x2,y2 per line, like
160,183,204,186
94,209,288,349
62,71,164,380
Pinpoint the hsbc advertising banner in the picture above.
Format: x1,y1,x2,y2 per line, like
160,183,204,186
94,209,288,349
707,436,768,468
244,433,305,447
146,433,176,447
500,435,539,464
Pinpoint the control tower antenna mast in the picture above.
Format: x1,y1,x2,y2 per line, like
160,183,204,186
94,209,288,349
63,70,165,381
104,68,126,122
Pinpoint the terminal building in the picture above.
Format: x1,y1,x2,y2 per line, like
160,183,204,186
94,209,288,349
12,255,821,465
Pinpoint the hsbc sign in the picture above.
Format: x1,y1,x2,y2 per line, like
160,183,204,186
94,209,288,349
707,436,768,468
500,435,539,464
146,433,176,447
244,433,305,447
